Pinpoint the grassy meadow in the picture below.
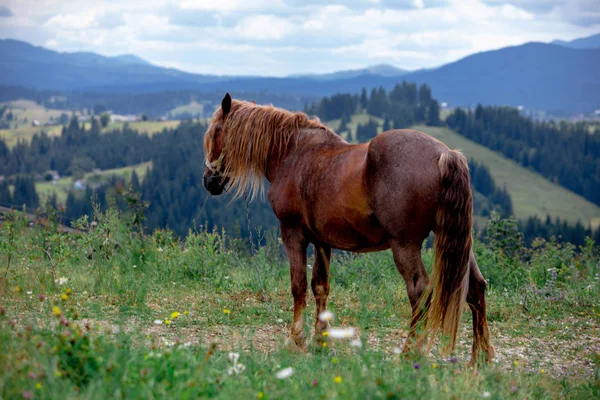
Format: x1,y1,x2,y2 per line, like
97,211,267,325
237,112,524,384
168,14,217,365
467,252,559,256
0,100,180,147
34,162,152,204
0,206,599,399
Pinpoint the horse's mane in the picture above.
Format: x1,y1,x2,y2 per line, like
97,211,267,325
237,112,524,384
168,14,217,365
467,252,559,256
204,99,332,199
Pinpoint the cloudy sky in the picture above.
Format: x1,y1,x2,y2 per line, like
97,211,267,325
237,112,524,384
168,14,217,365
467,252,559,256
0,0,599,76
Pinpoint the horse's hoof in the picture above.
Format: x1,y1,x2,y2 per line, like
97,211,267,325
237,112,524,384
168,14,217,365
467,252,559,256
284,336,309,353
468,346,495,367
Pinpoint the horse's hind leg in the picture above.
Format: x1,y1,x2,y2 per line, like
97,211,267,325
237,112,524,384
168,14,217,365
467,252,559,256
390,241,430,355
311,245,331,342
467,252,495,365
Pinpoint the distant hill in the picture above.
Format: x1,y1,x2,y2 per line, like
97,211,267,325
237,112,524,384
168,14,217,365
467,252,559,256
291,64,409,81
1,39,599,113
552,33,600,49
400,42,600,113
0,39,225,89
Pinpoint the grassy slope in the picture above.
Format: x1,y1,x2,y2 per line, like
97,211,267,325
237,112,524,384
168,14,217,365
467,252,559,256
35,162,152,204
413,125,600,229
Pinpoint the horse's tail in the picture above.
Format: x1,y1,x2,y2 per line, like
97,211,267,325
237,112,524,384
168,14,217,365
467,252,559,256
425,150,473,354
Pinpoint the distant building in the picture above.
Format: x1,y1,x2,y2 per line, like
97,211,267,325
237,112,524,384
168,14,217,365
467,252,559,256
111,114,138,123
73,179,87,191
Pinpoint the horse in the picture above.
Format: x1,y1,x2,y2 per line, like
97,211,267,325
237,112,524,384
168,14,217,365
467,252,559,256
203,93,495,365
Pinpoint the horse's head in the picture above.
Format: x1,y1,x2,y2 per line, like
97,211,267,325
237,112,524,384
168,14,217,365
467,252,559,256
203,93,232,196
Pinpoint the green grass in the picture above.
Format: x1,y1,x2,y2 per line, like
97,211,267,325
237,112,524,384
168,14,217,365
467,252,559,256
35,162,152,204
0,208,599,399
412,125,600,229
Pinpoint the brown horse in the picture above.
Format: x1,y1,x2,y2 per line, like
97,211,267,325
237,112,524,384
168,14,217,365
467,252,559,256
203,93,495,364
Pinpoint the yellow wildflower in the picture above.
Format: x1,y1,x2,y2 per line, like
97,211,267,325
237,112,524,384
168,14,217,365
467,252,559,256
514,361,519,367
61,294,69,301
332,358,339,364
223,309,231,315
164,319,171,325
258,392,264,399
184,310,189,315
321,331,329,337
65,288,72,295
432,363,438,369
540,369,545,374
171,311,181,319
322,342,327,347
52,306,61,317
334,376,342,384
13,286,20,293
35,383,42,389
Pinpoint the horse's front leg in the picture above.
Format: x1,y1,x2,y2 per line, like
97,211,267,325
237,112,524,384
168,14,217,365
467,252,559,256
311,245,331,343
281,226,309,351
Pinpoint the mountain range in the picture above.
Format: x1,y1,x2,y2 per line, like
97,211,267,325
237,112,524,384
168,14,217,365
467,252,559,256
1,33,599,113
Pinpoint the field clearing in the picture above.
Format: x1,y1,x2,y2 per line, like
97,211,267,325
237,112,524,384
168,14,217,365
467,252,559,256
167,101,205,118
0,213,599,399
0,99,181,147
413,125,600,228
326,112,384,141
35,162,152,204
1,99,67,128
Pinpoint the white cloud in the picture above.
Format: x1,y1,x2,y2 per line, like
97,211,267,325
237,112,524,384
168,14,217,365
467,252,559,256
1,0,598,76
45,11,98,30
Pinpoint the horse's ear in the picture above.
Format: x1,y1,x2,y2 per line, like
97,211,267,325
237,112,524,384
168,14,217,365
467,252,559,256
222,93,232,117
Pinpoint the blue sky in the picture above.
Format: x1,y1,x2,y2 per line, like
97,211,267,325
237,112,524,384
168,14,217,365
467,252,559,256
0,0,598,76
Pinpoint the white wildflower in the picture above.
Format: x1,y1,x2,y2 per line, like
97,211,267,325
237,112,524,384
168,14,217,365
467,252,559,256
26,291,32,295
132,265,137,269
350,339,363,348
328,327,356,339
483,392,491,398
318,310,334,322
226,352,245,375
153,319,163,325
392,347,402,354
228,352,240,364
55,277,68,285
228,363,246,375
158,247,163,252
275,367,294,379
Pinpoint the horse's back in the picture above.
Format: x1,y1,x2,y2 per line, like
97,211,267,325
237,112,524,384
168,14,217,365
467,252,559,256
365,129,448,242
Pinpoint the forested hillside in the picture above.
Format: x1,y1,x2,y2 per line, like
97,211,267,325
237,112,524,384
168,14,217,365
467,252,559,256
446,106,600,206
2,80,599,245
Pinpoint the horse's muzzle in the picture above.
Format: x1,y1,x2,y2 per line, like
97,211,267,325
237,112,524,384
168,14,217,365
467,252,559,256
203,172,228,196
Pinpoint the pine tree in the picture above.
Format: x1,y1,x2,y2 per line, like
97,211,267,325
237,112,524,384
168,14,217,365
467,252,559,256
0,181,11,205
360,88,368,110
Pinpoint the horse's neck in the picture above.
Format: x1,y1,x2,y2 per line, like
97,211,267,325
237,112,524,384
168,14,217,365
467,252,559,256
264,127,346,182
